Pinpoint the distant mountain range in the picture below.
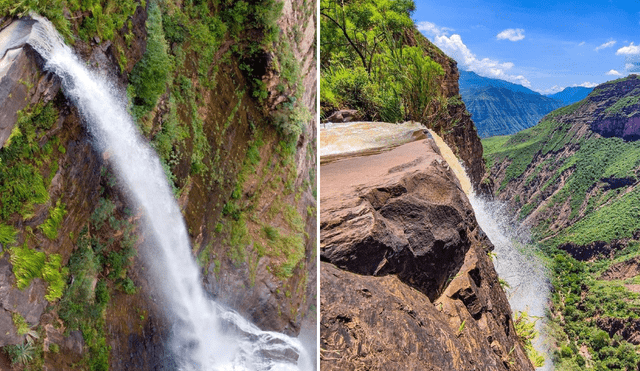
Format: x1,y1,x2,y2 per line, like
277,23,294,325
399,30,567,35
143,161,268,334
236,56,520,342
546,86,593,106
459,70,592,138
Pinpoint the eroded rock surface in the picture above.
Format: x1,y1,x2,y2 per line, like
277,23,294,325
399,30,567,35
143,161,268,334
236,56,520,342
601,256,640,280
320,138,533,370
597,317,640,345
0,18,60,147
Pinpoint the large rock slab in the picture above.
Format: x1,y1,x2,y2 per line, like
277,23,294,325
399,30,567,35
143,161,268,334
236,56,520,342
321,139,473,300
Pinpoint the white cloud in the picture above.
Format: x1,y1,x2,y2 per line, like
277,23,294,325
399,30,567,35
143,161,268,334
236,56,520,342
433,33,531,87
539,85,564,95
419,21,531,87
595,40,616,51
496,28,525,42
417,21,453,37
606,69,622,76
578,41,586,46
616,42,640,55
576,82,598,88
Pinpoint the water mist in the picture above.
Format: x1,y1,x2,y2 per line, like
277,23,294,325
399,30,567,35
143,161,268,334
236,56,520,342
429,130,552,370
27,15,309,371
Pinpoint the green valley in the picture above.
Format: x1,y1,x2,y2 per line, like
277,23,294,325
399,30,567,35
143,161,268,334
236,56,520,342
484,74,640,370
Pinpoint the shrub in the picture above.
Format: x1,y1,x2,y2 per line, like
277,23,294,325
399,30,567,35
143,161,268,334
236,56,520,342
11,313,29,336
90,198,116,230
322,66,379,118
42,254,68,302
121,277,136,295
130,2,171,119
3,342,35,366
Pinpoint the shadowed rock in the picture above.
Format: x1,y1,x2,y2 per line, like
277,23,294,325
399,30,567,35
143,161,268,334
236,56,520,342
320,138,534,370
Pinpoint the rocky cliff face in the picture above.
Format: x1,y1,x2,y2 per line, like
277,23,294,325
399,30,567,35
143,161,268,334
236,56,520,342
587,74,640,140
320,138,533,370
408,30,487,190
0,0,315,368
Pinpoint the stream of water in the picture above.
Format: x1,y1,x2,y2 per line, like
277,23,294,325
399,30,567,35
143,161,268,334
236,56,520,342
27,14,309,371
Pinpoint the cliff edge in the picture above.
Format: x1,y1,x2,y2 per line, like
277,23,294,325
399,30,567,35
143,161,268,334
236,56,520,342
320,138,533,370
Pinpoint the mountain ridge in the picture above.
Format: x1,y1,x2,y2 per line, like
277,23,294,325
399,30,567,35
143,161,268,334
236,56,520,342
546,86,593,105
482,74,640,370
459,70,564,138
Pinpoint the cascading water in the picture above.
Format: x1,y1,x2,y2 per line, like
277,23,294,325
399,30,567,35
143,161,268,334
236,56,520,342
26,14,309,371
320,121,551,370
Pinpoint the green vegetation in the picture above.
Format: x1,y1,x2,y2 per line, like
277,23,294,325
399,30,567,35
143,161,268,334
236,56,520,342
3,342,36,366
483,104,640,246
130,1,171,119
9,244,68,302
549,251,640,370
12,312,29,336
0,223,17,245
321,0,447,123
0,102,58,220
59,229,110,371
484,77,640,370
0,0,73,40
514,311,545,367
39,200,66,240
0,1,313,366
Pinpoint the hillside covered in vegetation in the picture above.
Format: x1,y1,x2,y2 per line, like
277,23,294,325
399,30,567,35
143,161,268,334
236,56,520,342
484,74,640,370
0,0,316,369
320,0,487,186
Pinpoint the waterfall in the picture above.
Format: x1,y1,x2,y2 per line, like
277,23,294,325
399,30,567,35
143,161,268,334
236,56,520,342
320,121,551,370
26,14,308,371
428,129,552,371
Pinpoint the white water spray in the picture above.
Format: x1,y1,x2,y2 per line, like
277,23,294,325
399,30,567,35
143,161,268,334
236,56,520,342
27,15,309,371
429,130,553,371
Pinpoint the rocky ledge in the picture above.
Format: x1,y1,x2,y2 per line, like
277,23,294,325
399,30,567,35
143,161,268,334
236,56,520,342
320,138,533,370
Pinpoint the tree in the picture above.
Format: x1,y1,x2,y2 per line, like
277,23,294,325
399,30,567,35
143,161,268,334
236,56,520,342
320,0,415,74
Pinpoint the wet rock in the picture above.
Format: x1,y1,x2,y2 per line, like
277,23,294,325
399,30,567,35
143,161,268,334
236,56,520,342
64,330,85,355
0,257,48,346
0,309,22,345
321,139,474,300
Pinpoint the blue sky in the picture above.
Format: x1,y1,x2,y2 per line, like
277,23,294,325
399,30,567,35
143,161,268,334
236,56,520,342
414,0,640,94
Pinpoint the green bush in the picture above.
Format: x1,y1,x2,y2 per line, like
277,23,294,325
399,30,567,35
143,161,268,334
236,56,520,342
42,254,68,302
11,313,29,336
130,2,171,119
90,198,116,230
322,66,380,118
3,342,35,366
